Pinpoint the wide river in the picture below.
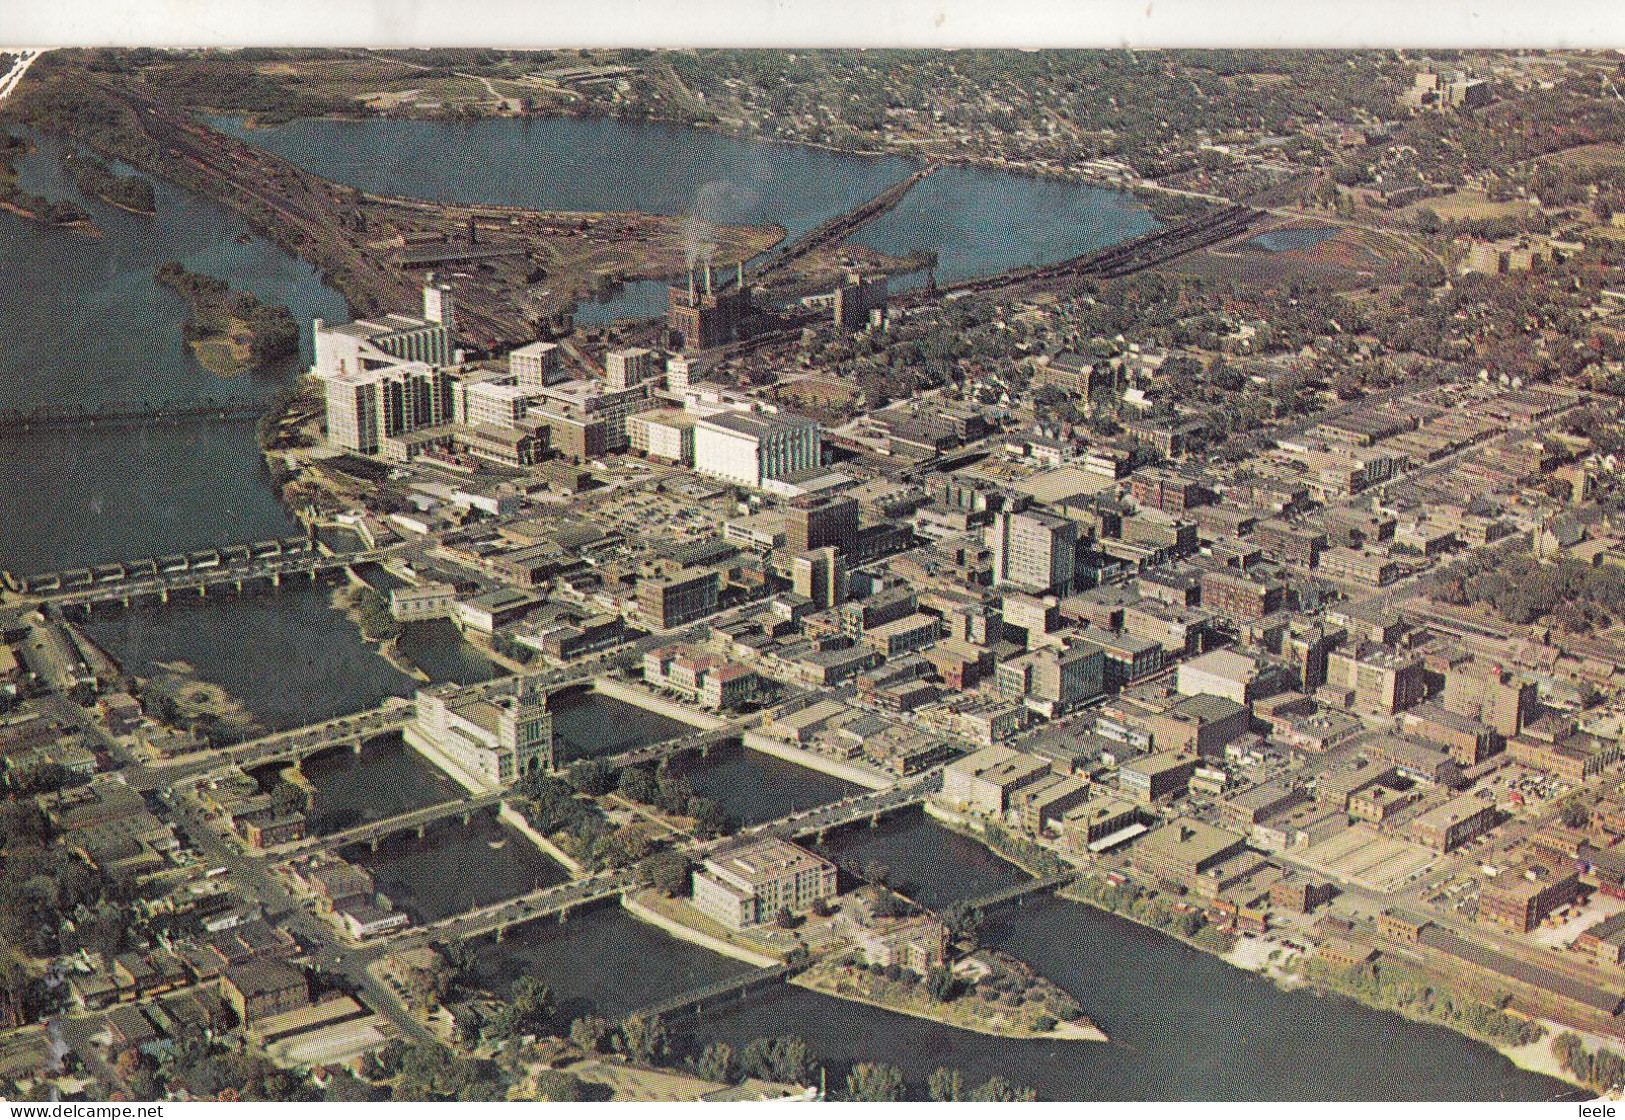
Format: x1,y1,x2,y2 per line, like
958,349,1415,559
0,112,1574,1099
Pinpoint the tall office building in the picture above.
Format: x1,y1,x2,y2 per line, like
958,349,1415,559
833,270,888,331
988,508,1080,595
322,360,458,456
693,411,821,491
792,547,847,610
509,340,563,388
604,346,659,390
786,494,860,556
315,284,462,455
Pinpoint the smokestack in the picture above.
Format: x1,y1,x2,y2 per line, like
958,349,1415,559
737,261,744,289
705,264,713,296
689,268,696,302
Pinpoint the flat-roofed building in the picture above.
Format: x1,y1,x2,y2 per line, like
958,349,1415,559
1407,793,1498,853
220,960,308,1025
940,746,1053,817
1118,749,1199,804
453,588,540,635
1326,643,1426,714
1144,693,1251,758
694,411,822,492
408,674,554,786
989,508,1080,596
1443,658,1538,739
628,408,698,464
509,340,562,388
1575,912,1625,965
692,838,837,930
1011,773,1092,835
1201,569,1285,621
637,567,721,630
1177,648,1279,707
996,642,1106,717
1479,862,1582,933
1271,872,1334,914
1132,818,1247,884
1218,779,1305,832
862,613,943,658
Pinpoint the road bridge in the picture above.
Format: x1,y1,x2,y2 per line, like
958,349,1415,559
601,722,750,772
7,536,318,596
627,963,795,1023
272,790,508,858
42,551,392,612
743,774,938,844
371,870,637,955
191,702,415,781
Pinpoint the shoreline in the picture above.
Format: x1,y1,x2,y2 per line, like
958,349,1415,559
932,814,1596,1094
498,801,584,876
791,967,1108,1044
619,892,779,968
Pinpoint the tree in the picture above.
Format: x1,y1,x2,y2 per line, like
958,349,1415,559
569,1016,613,1053
845,1062,905,1102
638,849,692,896
697,1041,736,1085
969,1075,1037,1102
532,1070,593,1101
510,976,555,1027
925,966,958,1003
1558,796,1590,829
927,1066,964,1102
617,1014,670,1065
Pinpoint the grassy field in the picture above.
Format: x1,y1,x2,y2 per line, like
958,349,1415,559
1399,189,1535,223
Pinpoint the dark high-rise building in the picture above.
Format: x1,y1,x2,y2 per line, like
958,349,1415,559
786,494,860,556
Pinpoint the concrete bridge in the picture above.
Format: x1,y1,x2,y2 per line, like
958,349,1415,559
601,721,751,773
271,790,508,858
193,701,415,781
743,773,939,844
13,542,400,613
9,536,316,596
371,869,638,955
627,963,796,1023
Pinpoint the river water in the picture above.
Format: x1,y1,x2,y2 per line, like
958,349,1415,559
0,111,1574,1099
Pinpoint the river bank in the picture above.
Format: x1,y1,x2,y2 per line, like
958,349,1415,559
793,957,1107,1043
932,802,1596,1093
620,891,779,968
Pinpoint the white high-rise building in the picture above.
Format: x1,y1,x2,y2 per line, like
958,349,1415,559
989,508,1080,595
315,284,461,455
604,346,659,390
693,411,821,492
509,341,563,388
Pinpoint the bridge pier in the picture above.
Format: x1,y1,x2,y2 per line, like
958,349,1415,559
415,824,426,841
160,588,169,604
272,572,281,588
461,810,471,826
371,837,380,853
352,738,364,756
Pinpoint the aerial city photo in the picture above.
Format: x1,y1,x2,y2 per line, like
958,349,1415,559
7,8,1625,1107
